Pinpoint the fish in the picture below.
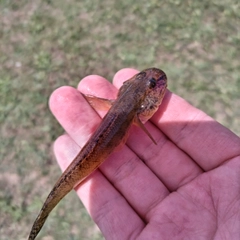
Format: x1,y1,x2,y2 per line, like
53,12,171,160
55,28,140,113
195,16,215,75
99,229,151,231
28,67,168,239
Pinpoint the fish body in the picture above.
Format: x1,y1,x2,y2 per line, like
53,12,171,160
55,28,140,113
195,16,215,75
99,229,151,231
28,68,167,239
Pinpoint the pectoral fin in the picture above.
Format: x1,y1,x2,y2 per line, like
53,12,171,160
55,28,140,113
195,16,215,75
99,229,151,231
134,116,157,145
83,94,115,111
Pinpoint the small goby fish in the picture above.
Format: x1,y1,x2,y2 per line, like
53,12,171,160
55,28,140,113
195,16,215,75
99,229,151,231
28,68,167,239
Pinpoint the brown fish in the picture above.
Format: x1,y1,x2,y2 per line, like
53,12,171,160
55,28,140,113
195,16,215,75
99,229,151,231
28,68,167,239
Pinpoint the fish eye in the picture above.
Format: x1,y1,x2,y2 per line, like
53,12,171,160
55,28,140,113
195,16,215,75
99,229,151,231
149,78,156,88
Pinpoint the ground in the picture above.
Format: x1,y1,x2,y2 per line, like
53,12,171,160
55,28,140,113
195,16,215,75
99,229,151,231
0,1,239,239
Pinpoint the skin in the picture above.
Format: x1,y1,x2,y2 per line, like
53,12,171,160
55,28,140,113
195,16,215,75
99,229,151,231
28,68,167,239
51,68,240,240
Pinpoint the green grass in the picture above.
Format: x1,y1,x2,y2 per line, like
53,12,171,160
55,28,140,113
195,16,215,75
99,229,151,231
0,0,239,239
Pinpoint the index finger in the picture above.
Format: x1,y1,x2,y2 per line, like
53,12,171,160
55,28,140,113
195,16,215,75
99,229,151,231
113,68,240,171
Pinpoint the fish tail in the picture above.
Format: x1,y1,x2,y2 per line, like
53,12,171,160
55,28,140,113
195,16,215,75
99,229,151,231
28,175,74,240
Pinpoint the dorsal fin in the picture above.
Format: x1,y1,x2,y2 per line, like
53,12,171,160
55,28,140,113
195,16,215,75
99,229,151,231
83,94,114,111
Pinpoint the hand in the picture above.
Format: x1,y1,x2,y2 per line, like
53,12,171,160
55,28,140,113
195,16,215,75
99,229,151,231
49,68,240,240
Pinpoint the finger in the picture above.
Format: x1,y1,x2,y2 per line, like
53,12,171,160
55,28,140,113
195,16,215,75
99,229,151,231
77,74,118,118
126,120,203,191
112,68,139,88
113,68,240,171
53,134,145,239
112,69,203,190
49,86,101,147
152,91,240,170
78,74,118,99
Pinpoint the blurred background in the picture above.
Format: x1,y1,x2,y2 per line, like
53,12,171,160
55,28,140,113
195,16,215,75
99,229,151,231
0,1,239,239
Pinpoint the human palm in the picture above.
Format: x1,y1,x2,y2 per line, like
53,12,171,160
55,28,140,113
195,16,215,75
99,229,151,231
49,68,240,240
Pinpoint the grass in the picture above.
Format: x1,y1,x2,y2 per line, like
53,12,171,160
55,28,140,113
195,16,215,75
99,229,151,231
0,0,239,239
